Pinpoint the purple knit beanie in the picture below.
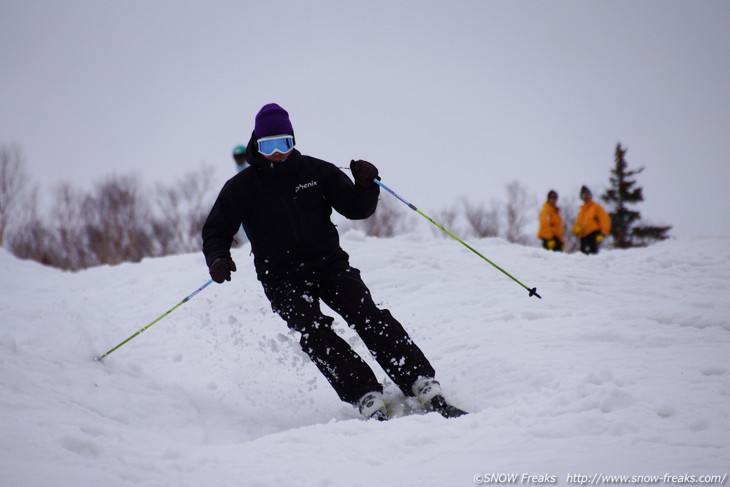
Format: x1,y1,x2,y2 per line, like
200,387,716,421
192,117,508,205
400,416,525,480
254,103,293,138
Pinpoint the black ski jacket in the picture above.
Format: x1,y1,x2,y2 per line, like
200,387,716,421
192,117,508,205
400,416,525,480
202,140,379,282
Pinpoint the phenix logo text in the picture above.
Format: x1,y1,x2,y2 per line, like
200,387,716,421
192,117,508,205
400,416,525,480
295,180,318,193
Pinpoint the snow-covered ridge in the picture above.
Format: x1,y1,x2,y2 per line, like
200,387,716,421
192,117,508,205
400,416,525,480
1,234,728,486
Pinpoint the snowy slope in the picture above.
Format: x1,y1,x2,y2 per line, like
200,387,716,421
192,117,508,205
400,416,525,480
1,233,728,487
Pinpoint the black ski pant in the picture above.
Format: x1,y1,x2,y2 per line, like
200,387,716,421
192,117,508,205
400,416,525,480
580,230,601,255
261,260,435,405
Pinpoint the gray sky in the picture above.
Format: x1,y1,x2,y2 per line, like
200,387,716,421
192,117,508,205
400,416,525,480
2,0,729,238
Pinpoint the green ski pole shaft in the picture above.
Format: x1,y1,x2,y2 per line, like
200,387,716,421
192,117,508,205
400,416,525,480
374,179,541,299
94,279,214,361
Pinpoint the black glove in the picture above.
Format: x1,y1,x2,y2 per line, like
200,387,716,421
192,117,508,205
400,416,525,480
209,257,236,283
350,159,380,188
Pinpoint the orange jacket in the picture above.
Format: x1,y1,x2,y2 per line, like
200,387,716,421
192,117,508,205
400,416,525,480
573,200,611,237
537,202,564,242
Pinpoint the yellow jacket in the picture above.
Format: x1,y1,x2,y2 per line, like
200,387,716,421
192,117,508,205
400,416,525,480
573,200,611,237
537,202,564,242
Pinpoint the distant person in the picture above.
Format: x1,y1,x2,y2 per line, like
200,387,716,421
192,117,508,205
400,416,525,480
573,185,611,254
202,103,467,421
232,145,249,172
537,190,564,251
231,145,250,245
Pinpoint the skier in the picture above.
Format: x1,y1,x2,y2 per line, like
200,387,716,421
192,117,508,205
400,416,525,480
537,190,564,251
230,145,250,245
573,185,611,254
232,145,249,172
202,103,466,420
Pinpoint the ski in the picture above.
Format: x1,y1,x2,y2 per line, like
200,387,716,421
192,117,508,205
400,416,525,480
430,395,469,418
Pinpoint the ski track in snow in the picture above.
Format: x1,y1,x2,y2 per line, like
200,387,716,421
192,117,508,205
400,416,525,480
1,233,728,486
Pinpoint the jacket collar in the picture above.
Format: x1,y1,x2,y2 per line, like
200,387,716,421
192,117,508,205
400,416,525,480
247,147,302,181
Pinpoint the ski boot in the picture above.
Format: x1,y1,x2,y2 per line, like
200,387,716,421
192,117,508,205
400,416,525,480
412,377,468,418
358,391,388,421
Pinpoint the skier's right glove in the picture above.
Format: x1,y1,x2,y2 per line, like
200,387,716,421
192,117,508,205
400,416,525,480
209,257,236,283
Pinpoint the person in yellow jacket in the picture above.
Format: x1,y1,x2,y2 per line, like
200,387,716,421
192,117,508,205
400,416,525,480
537,190,564,251
573,185,611,254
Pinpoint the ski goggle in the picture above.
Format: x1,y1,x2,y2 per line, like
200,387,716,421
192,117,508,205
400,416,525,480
257,135,295,156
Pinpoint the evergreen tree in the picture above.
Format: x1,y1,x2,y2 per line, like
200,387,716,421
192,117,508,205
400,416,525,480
601,143,671,248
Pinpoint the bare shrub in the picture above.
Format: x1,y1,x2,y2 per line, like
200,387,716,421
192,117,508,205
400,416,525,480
358,195,414,237
0,144,29,247
559,196,581,253
427,204,460,238
82,174,154,266
504,181,535,245
463,198,500,238
154,164,217,254
4,153,219,269
45,182,91,270
6,186,79,268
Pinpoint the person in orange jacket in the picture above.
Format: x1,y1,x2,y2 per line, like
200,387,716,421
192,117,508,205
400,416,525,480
537,190,564,251
573,185,611,254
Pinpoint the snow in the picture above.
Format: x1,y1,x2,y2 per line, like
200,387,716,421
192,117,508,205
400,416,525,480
1,232,728,486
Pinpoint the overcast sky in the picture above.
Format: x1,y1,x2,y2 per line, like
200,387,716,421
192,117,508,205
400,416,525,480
2,0,729,239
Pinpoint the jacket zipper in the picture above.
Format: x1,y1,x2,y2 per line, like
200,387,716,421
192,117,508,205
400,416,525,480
271,164,304,243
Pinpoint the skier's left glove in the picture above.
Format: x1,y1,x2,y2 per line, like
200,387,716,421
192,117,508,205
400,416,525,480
350,159,380,188
209,257,236,283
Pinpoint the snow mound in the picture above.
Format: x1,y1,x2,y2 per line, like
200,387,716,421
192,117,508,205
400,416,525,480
1,236,728,486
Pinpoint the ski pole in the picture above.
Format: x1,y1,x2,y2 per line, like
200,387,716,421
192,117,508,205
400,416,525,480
374,179,541,299
94,279,215,361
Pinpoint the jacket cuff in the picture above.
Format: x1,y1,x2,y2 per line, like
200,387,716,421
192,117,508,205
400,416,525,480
205,251,230,267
